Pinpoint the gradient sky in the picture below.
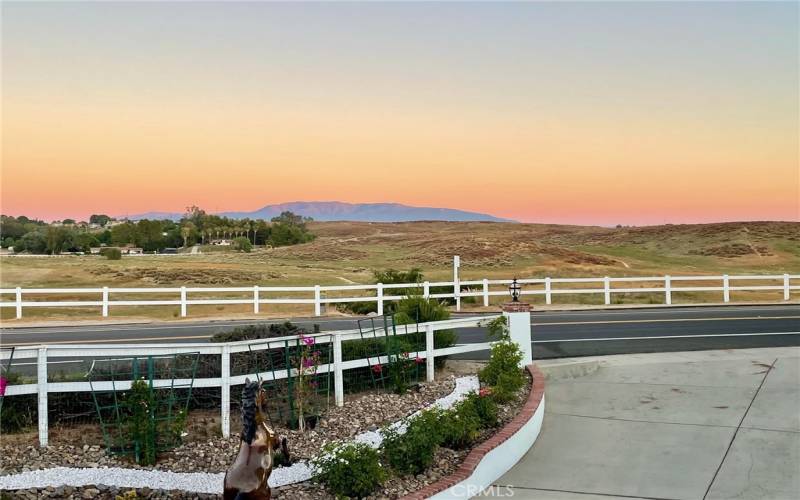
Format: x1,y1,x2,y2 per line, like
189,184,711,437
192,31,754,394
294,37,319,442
2,1,798,225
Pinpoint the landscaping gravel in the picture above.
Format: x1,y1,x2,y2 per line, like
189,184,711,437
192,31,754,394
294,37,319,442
0,375,475,496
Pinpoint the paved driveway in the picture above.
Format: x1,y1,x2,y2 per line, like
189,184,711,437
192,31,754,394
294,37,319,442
489,348,800,500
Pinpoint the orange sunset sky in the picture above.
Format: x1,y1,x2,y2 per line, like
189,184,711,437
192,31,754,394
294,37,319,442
1,1,798,225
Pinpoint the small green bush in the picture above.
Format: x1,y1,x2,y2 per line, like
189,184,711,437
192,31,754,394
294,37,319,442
479,317,526,403
463,391,499,428
312,441,387,498
232,237,252,252
381,408,444,475
210,321,306,343
101,247,122,260
440,400,481,450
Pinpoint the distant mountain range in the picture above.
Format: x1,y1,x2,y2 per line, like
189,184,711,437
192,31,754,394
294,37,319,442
126,201,514,223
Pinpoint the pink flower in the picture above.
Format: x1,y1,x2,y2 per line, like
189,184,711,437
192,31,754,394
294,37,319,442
303,358,314,368
372,364,383,374
401,352,410,359
0,376,7,397
414,356,424,365
479,387,493,398
303,336,315,346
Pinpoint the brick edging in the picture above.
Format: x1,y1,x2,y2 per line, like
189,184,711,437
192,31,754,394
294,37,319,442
402,364,545,499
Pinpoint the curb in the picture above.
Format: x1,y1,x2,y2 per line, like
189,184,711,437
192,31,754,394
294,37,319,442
538,359,600,380
403,364,545,499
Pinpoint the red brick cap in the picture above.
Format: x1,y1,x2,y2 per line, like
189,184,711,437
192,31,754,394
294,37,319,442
401,365,545,500
501,302,532,313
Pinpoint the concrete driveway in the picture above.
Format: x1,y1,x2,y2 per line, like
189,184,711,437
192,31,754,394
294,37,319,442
489,348,800,500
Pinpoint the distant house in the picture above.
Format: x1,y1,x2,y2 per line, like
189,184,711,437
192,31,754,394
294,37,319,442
210,239,232,246
89,247,103,255
161,247,178,254
122,246,143,255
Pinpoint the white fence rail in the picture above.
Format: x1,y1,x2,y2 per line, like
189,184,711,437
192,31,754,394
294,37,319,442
0,316,499,447
1,274,797,319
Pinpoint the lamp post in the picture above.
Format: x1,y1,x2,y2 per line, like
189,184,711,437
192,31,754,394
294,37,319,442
509,278,521,302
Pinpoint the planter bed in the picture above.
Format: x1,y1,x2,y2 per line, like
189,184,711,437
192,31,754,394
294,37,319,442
280,369,533,499
0,377,455,477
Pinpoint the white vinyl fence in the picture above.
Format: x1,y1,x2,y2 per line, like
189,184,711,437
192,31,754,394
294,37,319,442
0,315,500,447
1,274,797,319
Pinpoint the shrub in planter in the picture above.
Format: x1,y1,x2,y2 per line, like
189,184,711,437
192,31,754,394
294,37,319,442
479,317,526,403
463,390,499,428
381,408,444,475
440,400,481,450
312,441,386,499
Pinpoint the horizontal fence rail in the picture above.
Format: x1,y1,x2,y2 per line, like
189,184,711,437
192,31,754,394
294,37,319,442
0,274,797,319
0,316,499,447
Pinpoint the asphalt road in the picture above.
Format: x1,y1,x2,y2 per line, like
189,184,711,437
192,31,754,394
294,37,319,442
1,305,798,364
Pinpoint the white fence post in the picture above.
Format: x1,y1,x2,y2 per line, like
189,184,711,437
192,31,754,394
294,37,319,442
723,275,730,303
220,344,231,438
423,281,430,299
545,277,552,305
377,283,384,316
665,275,672,305
253,285,260,314
425,324,435,382
180,286,187,317
102,286,109,317
502,303,533,366
784,274,790,301
603,277,611,305
482,278,489,307
333,332,344,406
37,347,49,447
15,286,22,319
453,255,461,312
314,285,321,316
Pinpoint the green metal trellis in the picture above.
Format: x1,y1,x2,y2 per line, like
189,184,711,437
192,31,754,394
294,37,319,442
88,352,199,464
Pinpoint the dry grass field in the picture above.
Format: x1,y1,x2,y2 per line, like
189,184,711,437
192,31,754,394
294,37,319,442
1,221,798,321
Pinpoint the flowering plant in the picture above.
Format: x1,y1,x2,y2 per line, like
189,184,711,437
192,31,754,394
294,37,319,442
312,441,386,498
295,334,322,432
0,376,7,397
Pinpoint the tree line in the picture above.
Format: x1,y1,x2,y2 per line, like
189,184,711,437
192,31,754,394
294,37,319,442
0,207,315,254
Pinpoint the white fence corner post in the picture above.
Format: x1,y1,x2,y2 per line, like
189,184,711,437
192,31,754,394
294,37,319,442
102,286,109,317
603,276,611,305
425,324,435,382
314,285,321,316
221,344,231,438
253,285,260,314
723,275,730,303
665,275,672,305
15,286,22,319
333,332,344,406
502,303,533,366
784,274,790,301
423,281,430,299
482,278,489,307
545,277,552,305
180,286,187,317
37,347,49,447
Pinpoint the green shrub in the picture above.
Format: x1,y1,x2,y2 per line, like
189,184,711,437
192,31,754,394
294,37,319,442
381,408,444,475
231,237,252,252
479,317,526,403
101,247,122,260
463,391,499,428
0,374,35,433
312,441,386,498
440,400,481,449
210,321,307,343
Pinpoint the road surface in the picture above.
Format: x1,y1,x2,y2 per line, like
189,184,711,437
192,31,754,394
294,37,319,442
1,305,797,365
